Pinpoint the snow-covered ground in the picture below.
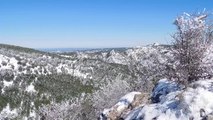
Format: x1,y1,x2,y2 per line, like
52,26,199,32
101,79,213,120
2,43,213,120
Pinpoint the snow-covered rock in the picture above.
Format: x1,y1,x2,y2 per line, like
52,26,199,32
125,79,213,120
99,92,151,120
100,92,142,120
101,79,213,120
151,79,182,103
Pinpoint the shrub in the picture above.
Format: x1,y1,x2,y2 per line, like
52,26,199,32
171,12,213,85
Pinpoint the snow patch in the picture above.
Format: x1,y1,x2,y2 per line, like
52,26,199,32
0,104,18,119
26,83,36,93
3,80,13,87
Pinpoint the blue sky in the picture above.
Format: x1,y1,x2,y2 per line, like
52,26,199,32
0,0,212,48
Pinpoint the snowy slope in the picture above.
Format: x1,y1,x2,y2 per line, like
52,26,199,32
0,44,166,119
0,43,174,119
101,79,213,120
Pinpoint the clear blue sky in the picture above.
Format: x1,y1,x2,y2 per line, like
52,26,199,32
0,0,212,48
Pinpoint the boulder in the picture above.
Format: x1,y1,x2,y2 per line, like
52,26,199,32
100,92,150,120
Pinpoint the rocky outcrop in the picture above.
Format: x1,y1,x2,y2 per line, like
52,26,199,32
99,92,150,120
100,79,213,120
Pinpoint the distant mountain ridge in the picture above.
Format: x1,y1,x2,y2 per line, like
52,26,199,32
37,47,129,53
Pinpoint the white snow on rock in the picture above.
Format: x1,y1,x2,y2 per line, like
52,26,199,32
151,79,181,103
125,79,213,120
100,92,141,119
116,92,141,112
106,50,128,65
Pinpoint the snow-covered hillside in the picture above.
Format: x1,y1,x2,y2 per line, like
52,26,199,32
0,44,173,119
4,43,213,119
